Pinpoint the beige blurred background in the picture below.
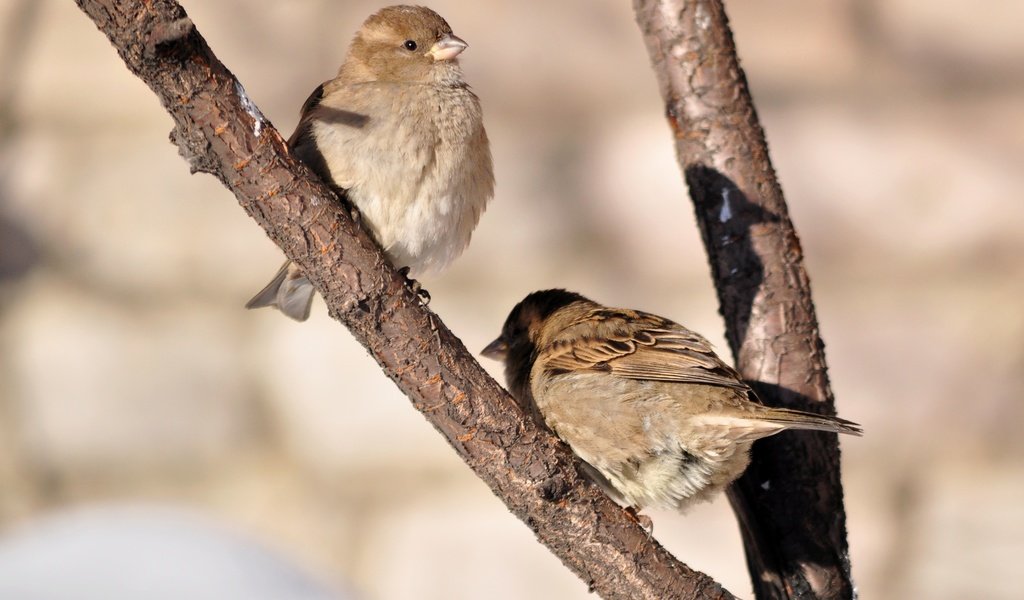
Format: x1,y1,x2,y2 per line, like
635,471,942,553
1,0,1022,598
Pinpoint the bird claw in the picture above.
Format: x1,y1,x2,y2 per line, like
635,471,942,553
329,184,361,226
623,506,656,557
625,506,654,538
397,266,431,305
347,202,362,226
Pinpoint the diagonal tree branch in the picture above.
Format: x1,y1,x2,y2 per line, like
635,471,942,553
633,1,856,598
73,1,737,598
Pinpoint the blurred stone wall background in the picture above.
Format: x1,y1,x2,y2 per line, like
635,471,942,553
1,0,1022,598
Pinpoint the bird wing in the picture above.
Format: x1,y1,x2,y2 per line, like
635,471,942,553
288,81,435,197
286,81,384,194
285,82,342,191
541,309,749,391
287,83,326,149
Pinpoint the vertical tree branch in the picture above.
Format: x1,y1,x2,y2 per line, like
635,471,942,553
633,1,855,598
72,0,739,598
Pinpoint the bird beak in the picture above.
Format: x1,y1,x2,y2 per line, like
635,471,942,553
428,34,468,61
481,337,508,361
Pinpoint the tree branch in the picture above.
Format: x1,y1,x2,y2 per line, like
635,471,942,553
73,1,738,598
633,1,855,598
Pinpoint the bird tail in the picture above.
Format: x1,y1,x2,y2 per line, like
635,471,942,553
754,406,863,437
245,260,315,322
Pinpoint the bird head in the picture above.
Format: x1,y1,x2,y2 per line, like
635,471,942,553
343,5,469,85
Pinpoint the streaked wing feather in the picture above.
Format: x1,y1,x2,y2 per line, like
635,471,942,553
542,312,748,391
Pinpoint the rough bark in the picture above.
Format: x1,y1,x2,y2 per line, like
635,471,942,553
633,1,855,599
72,1,738,598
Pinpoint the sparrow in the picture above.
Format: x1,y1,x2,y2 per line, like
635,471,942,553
482,290,862,512
247,5,494,321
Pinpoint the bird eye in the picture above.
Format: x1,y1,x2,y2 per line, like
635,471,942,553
403,40,417,51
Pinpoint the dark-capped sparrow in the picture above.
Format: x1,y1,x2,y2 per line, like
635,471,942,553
247,5,493,321
482,290,862,512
